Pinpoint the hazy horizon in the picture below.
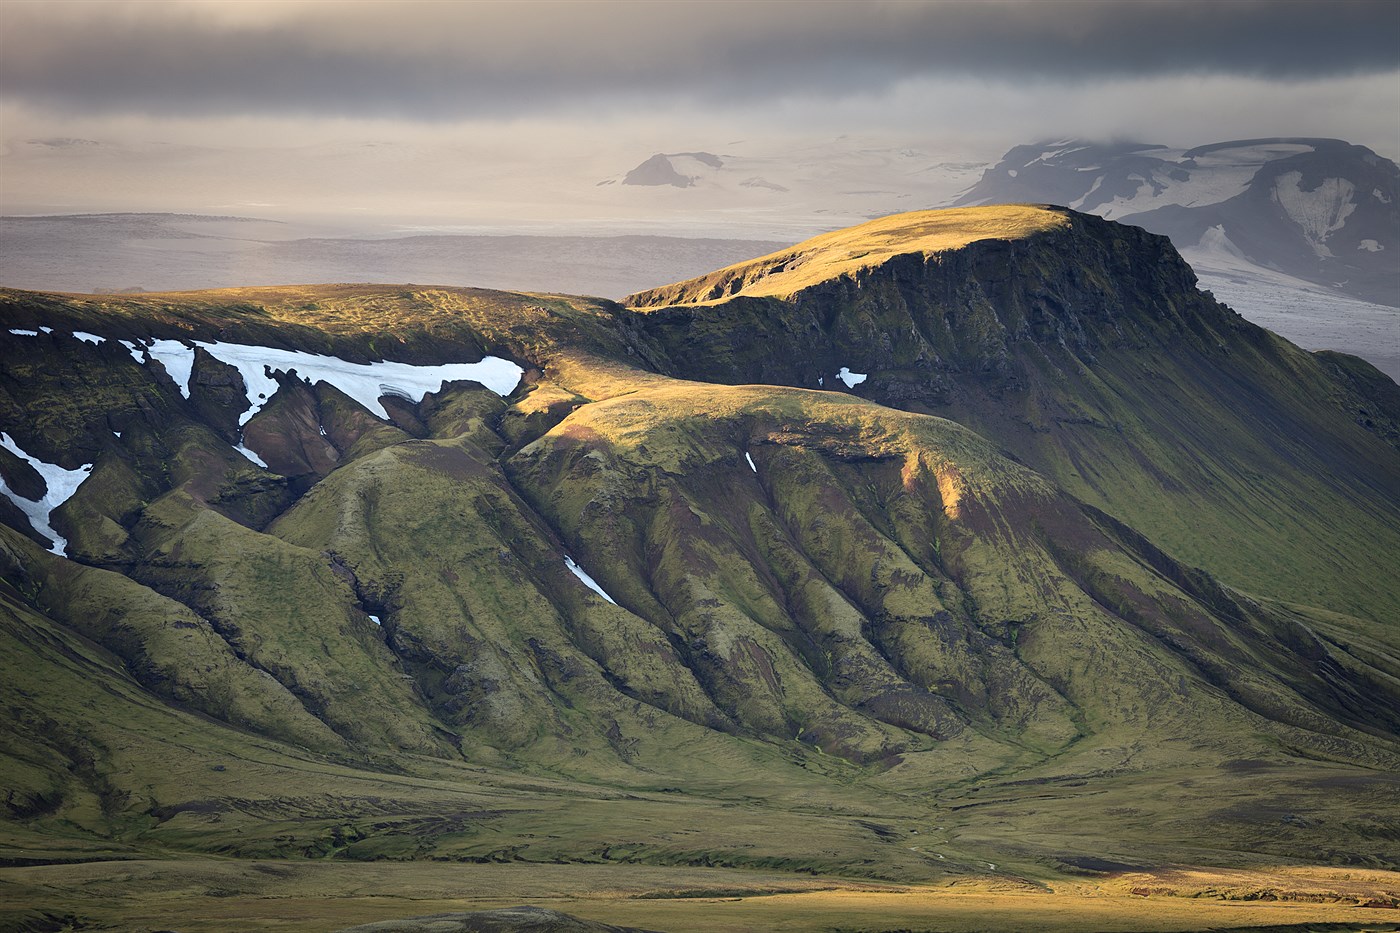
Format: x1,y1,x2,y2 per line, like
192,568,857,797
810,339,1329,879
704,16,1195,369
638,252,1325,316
3,0,1398,237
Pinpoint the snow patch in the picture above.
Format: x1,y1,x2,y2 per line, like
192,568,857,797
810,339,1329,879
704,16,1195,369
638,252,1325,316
836,367,867,387
118,340,145,363
1075,146,1289,219
1359,239,1383,252
1195,224,1250,262
1006,169,1017,178
139,339,523,422
233,443,268,468
72,331,105,345
367,614,382,626
1069,174,1105,210
113,431,122,438
745,452,757,473
1204,142,1313,163
146,339,196,398
0,432,92,556
8,329,39,337
1024,140,1076,166
1272,171,1356,258
565,556,617,604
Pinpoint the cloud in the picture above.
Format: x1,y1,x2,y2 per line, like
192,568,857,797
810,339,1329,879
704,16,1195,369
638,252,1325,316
3,0,1398,120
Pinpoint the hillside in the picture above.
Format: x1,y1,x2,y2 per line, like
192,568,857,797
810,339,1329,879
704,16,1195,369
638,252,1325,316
627,207,1400,625
2,206,1399,929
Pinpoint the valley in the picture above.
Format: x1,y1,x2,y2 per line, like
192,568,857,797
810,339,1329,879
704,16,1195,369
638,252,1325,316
7,860,1400,932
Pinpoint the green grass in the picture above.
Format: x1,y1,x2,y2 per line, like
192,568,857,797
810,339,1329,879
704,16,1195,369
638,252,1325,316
626,205,1068,305
3,859,1397,932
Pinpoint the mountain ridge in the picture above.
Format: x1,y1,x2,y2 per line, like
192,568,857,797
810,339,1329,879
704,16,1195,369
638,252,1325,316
1,206,1397,925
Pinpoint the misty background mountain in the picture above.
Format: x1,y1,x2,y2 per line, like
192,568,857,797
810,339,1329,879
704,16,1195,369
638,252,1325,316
956,139,1398,296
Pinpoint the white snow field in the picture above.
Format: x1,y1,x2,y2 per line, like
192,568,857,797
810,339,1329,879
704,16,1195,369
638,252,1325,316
0,432,93,556
140,340,523,421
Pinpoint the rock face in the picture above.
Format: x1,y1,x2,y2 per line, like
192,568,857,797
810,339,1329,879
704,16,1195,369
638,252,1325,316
0,208,1397,876
188,346,250,441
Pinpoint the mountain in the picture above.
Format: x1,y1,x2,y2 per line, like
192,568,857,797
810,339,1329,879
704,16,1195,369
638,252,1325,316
627,206,1400,622
3,206,1399,927
618,152,727,188
594,139,988,233
955,138,1400,308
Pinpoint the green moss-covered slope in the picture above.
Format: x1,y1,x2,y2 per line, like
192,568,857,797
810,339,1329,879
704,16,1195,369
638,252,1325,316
626,206,1400,625
1,206,1397,881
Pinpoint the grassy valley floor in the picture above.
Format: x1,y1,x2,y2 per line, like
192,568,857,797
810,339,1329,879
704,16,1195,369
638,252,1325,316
3,860,1399,932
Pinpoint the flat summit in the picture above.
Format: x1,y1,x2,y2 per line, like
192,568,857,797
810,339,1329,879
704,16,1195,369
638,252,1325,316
628,204,1068,305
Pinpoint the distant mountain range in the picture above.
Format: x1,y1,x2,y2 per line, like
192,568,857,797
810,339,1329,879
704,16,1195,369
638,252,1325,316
956,138,1399,308
595,140,988,229
0,213,787,300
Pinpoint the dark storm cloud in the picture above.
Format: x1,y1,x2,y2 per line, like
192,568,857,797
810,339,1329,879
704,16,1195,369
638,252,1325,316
3,0,1398,119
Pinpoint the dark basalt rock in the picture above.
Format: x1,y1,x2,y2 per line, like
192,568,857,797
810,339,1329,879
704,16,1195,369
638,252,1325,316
188,346,249,441
0,443,46,501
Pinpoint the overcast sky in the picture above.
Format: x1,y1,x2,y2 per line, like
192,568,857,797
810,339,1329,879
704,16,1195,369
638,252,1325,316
2,0,1398,230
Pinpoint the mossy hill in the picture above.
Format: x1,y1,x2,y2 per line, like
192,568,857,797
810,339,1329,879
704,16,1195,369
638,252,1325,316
626,207,1400,623
2,206,1398,927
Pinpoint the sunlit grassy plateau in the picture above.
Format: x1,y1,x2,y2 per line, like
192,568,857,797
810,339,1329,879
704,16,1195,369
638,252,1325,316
1,207,1397,930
